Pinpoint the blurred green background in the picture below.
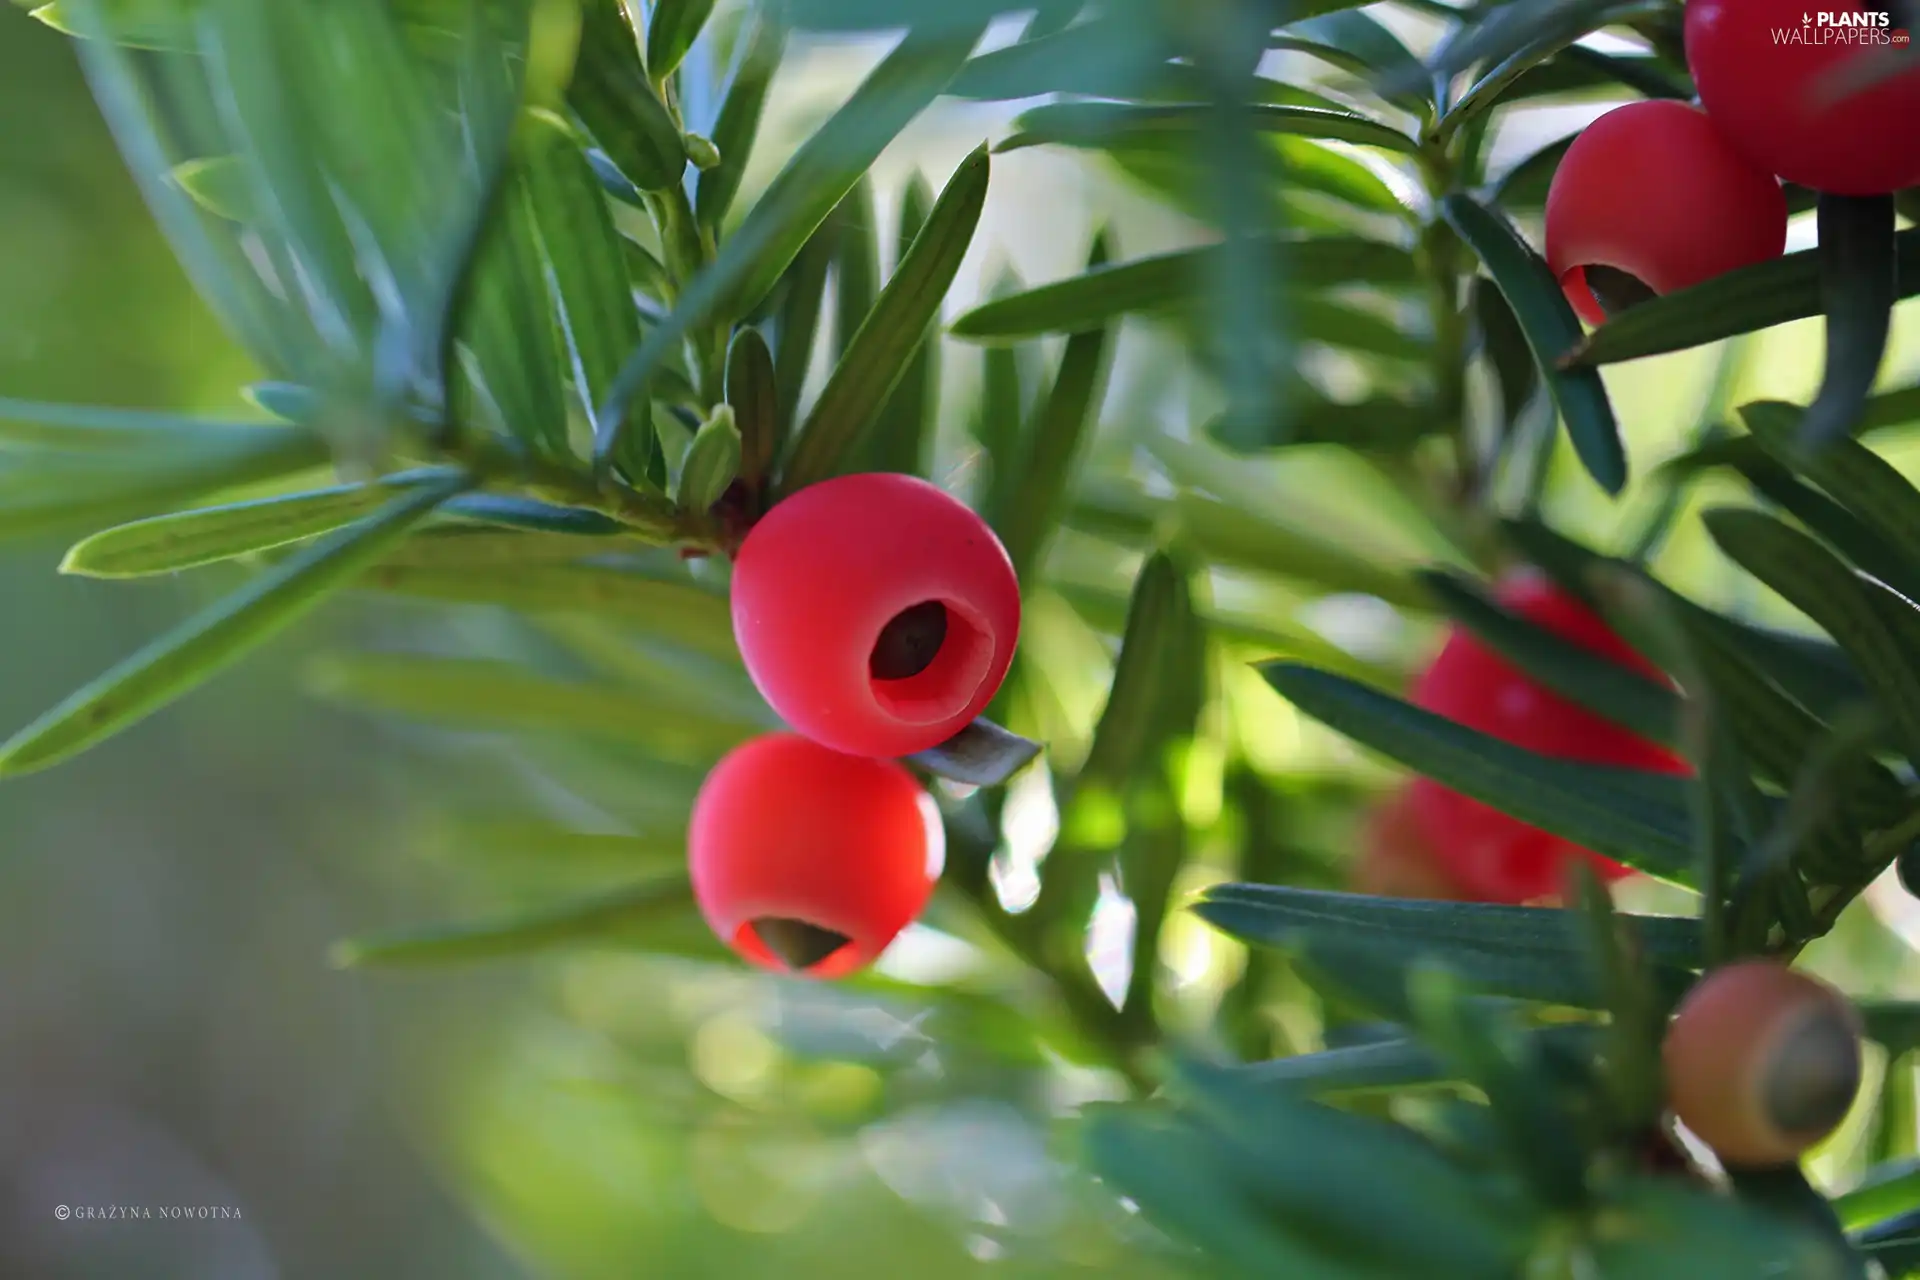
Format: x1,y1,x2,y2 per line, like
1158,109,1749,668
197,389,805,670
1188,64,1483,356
6,4,1920,1278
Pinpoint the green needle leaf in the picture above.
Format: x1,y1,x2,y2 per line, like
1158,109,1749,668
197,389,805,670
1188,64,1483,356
1259,662,1696,883
453,158,570,456
993,234,1113,582
1198,897,1666,1012
1272,9,1430,110
520,107,648,472
945,15,1165,101
1080,1107,1356,1278
951,236,1418,341
830,175,880,368
61,468,464,578
569,0,687,191
1417,568,1681,746
778,145,989,494
645,0,716,82
767,214,840,433
1167,1056,1532,1276
674,405,743,512
0,474,467,777
999,102,1420,156
1739,399,1920,600
330,875,701,967
593,18,984,468
1239,1026,1602,1097
1075,549,1204,790
0,398,305,450
1836,1158,1920,1230
694,10,783,233
1440,192,1625,494
0,428,330,543
170,155,253,222
1799,193,1899,451
308,653,760,761
725,327,781,492
1201,883,1701,968
864,172,942,476
1473,275,1539,428
1563,227,1920,368
1705,509,1920,768
360,562,738,660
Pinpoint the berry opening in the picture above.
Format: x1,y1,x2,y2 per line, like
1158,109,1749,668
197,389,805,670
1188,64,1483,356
1576,264,1658,317
870,600,950,681
1560,264,1658,325
865,597,996,727
1760,1004,1863,1137
741,916,854,975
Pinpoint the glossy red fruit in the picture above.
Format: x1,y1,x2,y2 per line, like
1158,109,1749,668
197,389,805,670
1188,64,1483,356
689,733,943,979
730,472,1021,759
1687,0,1920,196
1352,786,1471,901
1407,572,1690,904
1664,962,1863,1167
1545,99,1788,327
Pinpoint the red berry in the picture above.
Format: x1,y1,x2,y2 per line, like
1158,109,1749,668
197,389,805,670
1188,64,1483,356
1407,572,1690,904
1664,962,1862,1167
689,733,943,978
730,473,1021,759
1687,0,1920,196
1352,786,1472,901
1545,100,1787,327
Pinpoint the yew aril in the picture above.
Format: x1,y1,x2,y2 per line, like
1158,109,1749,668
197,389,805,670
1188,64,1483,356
688,733,944,978
730,473,1021,760
1407,572,1690,904
1353,784,1472,901
1687,0,1920,196
1545,99,1788,327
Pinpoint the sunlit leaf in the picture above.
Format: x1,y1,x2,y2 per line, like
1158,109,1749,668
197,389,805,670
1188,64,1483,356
778,145,990,493
61,468,462,577
0,475,466,776
593,20,984,466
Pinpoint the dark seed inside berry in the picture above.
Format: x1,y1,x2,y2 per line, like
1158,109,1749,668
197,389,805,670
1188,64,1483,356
1584,265,1659,317
753,917,851,971
1762,1007,1862,1137
870,601,948,681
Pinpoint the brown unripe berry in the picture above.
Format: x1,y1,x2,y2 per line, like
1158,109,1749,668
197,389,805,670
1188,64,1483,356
1662,961,1863,1168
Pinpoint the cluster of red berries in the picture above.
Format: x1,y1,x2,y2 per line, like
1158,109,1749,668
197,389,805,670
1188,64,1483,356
1545,0,1920,322
1352,581,1865,1168
1356,571,1688,905
687,474,1022,978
